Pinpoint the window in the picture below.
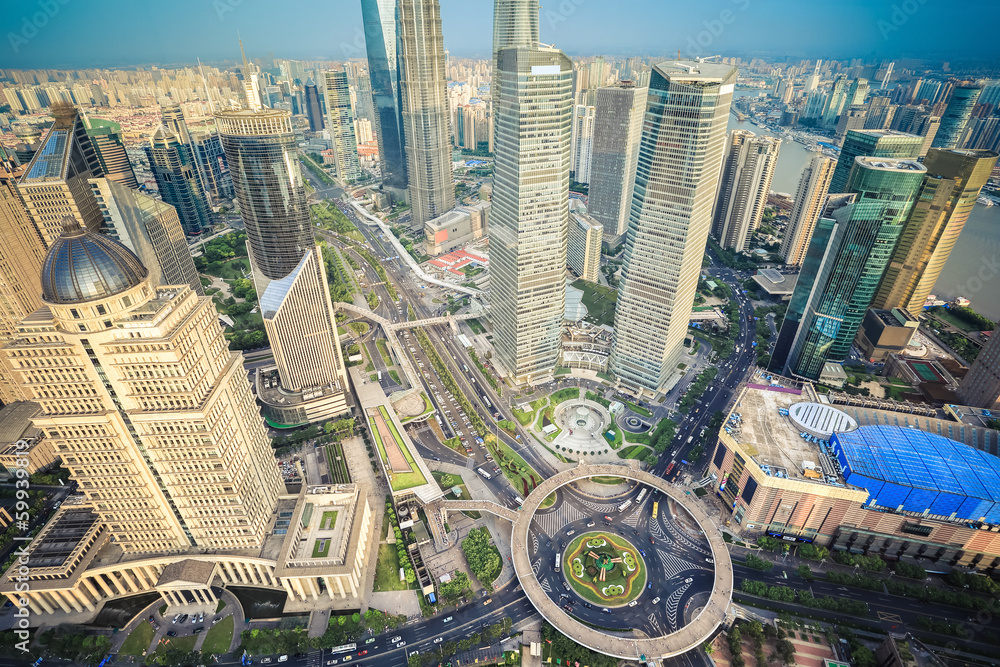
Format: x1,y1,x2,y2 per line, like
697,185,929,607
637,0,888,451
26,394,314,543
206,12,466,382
97,304,106,315
70,309,80,319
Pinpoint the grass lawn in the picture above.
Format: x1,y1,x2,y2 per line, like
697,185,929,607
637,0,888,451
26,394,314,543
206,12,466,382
540,492,557,509
571,279,618,327
200,256,251,280
487,436,542,498
324,443,351,484
512,407,535,426
376,339,393,365
312,538,331,558
370,373,378,382
321,510,339,530
592,476,626,485
468,318,486,334
931,308,981,332
373,543,409,591
156,633,197,656
201,615,234,654
350,321,371,335
431,471,479,516
389,369,401,384
623,430,650,444
369,408,427,492
120,620,155,656
215,599,226,613
564,532,647,605
618,445,649,460
550,387,580,405
624,400,653,417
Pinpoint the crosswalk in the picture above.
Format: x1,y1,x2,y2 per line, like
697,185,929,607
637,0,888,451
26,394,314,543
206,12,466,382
532,502,587,536
659,514,711,556
579,498,619,514
656,550,699,579
306,650,322,667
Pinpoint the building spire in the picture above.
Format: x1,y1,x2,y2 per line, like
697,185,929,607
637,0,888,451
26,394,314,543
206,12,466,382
237,35,264,111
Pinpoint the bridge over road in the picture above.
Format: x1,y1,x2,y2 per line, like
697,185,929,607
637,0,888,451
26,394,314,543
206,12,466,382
428,499,519,524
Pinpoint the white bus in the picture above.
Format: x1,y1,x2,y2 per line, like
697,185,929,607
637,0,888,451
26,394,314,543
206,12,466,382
617,499,633,513
477,468,492,480
330,643,357,655
554,553,561,573
482,395,492,408
636,488,648,504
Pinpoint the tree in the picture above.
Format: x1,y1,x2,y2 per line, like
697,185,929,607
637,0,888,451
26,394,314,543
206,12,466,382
796,564,814,581
798,543,829,560
775,637,796,665
643,453,659,467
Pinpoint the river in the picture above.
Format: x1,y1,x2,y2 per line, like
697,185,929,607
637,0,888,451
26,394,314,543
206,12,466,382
727,91,1000,321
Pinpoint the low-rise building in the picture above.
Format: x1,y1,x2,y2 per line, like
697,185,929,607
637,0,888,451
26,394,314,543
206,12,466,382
0,401,56,475
424,202,490,256
856,308,919,362
567,211,603,283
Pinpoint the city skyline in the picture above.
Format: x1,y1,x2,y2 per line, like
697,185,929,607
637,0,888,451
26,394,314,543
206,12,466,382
4,0,1000,69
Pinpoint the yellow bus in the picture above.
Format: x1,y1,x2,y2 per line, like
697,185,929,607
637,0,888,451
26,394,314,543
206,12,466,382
652,501,659,520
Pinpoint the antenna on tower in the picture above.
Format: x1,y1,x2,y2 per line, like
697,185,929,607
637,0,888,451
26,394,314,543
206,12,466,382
880,62,894,90
198,58,215,114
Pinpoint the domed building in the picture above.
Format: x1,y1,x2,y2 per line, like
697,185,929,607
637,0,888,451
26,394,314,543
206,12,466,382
2,217,283,555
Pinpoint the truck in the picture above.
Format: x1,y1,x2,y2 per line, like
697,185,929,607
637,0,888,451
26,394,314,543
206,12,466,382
554,553,561,573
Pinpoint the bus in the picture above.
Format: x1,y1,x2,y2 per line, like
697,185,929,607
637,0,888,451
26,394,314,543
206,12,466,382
665,462,676,476
652,501,659,520
554,553,561,573
482,395,492,408
617,499,633,513
477,468,492,480
331,644,358,655
636,488,648,504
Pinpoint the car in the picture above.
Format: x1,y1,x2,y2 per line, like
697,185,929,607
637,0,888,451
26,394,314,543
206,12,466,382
391,636,402,643
366,637,377,643
194,627,204,634
647,583,652,589
632,529,639,535
342,657,352,663
706,558,714,564
562,581,570,590
583,602,594,609
628,600,638,607
358,650,368,656
640,549,646,557
433,637,443,644
172,614,180,624
212,616,222,625
652,597,661,604
178,614,188,623
604,515,613,522
545,540,552,548
278,657,288,663
601,608,610,614
484,598,493,605
782,571,788,579
650,537,655,545
586,520,595,528
327,661,338,666
192,615,199,624
148,614,156,622
560,541,567,548
198,612,204,622
167,631,177,637
684,577,693,583
397,642,406,648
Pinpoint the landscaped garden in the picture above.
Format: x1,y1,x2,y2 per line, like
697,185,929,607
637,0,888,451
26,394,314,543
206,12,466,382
564,532,646,606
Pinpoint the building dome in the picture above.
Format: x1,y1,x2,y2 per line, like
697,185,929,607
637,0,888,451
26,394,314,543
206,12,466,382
41,217,148,304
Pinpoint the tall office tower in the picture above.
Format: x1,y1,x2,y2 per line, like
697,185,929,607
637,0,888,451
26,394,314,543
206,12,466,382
567,209,603,283
711,130,780,252
834,106,868,146
90,177,204,295
847,77,869,106
216,109,348,422
303,79,324,131
805,60,821,92
18,103,105,246
933,83,983,149
323,71,361,182
361,0,407,195
872,148,998,313
489,46,572,384
397,0,455,226
863,95,896,130
780,155,836,266
84,119,139,189
160,103,191,144
610,61,737,395
570,105,596,183
588,82,647,241
355,72,377,125
963,116,1000,152
829,129,923,193
0,181,47,404
958,321,1000,410
146,126,211,237
914,114,942,157
239,39,265,111
822,75,849,126
780,158,925,379
189,130,235,202
2,220,283,552
491,0,539,148
802,91,828,121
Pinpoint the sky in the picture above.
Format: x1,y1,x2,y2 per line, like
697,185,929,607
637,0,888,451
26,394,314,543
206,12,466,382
2,0,999,70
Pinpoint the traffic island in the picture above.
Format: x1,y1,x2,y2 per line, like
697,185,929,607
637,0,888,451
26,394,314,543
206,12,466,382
565,532,646,606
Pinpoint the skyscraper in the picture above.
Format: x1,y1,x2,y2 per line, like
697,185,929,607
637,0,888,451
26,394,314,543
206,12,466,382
958,321,1000,410
489,46,572,384
18,103,105,246
0,181,46,404
304,79,325,131
2,219,283,552
567,208,603,283
146,126,211,237
821,75,849,126
84,119,139,189
570,104,596,184
89,177,204,295
588,81,647,242
846,77,869,106
324,70,361,182
216,108,348,423
781,156,836,266
933,83,983,149
711,130,780,252
834,106,868,146
360,0,407,194
780,158,926,379
160,103,191,144
829,129,923,193
189,130,235,202
397,0,455,226
610,61,737,394
872,148,998,313
491,0,539,149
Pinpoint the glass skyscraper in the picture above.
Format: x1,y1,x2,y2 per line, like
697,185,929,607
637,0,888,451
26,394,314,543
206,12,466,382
360,0,407,194
146,126,211,237
324,70,361,182
304,79,324,132
933,83,983,149
609,61,737,394
829,129,923,193
489,46,573,384
491,0,539,148
784,158,926,380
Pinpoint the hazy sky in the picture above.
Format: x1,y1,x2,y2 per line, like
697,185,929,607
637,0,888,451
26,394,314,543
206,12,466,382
3,0,998,69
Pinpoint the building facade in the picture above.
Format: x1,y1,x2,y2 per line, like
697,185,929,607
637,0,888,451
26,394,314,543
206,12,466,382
324,71,361,182
711,130,780,252
610,61,737,394
872,148,998,313
489,46,572,384
146,126,211,237
304,80,325,132
397,0,455,226
958,321,1000,410
780,156,836,266
587,82,647,241
933,83,982,149
491,0,539,149
424,202,489,256
567,209,603,283
84,119,139,189
829,129,923,194
570,105,596,184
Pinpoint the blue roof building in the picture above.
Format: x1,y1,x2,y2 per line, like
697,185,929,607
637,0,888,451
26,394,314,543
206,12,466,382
832,425,1000,523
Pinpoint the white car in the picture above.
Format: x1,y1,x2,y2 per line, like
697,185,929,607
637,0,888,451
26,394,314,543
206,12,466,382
434,637,443,644
278,657,288,664
652,597,661,605
391,636,402,643
628,600,638,607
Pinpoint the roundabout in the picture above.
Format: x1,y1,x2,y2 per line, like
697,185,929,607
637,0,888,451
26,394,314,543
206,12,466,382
510,464,733,660
564,532,646,606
